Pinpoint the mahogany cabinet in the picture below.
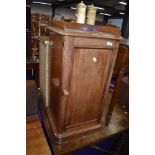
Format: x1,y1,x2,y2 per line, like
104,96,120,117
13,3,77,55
39,21,121,144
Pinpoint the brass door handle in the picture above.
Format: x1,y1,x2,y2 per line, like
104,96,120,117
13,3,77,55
63,89,69,96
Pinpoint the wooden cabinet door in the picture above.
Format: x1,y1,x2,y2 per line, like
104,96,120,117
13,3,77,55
65,48,113,129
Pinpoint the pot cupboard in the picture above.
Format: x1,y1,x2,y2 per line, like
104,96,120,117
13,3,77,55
39,21,121,143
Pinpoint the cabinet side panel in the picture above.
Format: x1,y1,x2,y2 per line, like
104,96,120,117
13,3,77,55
49,34,63,129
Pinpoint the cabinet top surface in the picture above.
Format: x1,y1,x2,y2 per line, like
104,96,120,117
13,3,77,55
48,20,121,40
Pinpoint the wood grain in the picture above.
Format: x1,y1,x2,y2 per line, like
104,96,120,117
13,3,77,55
49,33,63,131
26,80,38,116
49,20,121,39
26,116,51,155
40,91,128,155
106,45,129,125
39,20,121,143
26,61,39,88
66,48,112,128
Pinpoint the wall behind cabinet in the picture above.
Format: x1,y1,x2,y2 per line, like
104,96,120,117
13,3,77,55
31,4,103,22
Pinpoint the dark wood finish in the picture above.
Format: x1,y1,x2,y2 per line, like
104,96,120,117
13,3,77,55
31,13,40,57
65,48,112,128
106,44,129,125
27,13,51,87
26,80,38,116
40,14,50,36
40,91,128,155
40,21,121,143
31,13,50,58
26,115,52,155
26,61,39,87
31,13,40,36
118,81,129,113
26,30,31,57
49,20,121,39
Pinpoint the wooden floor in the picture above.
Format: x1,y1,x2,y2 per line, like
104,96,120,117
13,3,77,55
26,80,128,155
48,92,129,155
26,115,52,155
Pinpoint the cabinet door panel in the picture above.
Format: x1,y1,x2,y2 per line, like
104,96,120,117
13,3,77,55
66,48,113,128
